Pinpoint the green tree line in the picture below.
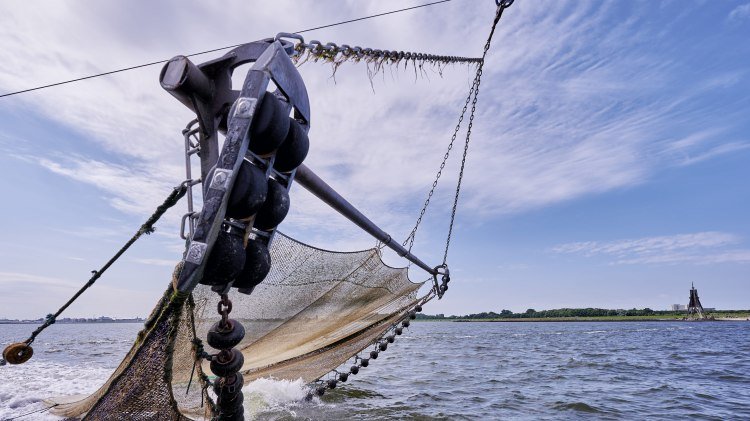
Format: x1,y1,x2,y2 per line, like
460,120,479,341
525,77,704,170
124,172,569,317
415,308,750,320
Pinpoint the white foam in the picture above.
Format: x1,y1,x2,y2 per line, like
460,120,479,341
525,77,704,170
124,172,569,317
206,377,311,419
0,360,112,420
2,364,314,420
243,377,309,405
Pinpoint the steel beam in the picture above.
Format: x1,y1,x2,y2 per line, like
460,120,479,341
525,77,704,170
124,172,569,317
295,164,438,276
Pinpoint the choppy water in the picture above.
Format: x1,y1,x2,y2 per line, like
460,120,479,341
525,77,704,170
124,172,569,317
1,321,749,420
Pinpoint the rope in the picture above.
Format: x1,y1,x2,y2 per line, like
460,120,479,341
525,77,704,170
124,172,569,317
0,0,456,99
402,1,514,264
1,184,187,357
1,404,58,420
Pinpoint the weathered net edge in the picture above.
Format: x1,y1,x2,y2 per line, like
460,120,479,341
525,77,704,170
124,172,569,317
47,286,204,420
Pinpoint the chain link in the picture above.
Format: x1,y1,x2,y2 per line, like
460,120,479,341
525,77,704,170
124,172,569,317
401,2,513,262
442,3,511,265
217,293,232,327
292,39,482,66
402,71,478,252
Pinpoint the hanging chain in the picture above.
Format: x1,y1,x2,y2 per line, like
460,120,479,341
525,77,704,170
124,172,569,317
402,72,478,252
442,1,512,264
217,293,232,328
404,0,513,260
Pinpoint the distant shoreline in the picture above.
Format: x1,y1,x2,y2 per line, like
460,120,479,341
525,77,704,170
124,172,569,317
429,317,750,323
416,309,750,323
0,319,144,325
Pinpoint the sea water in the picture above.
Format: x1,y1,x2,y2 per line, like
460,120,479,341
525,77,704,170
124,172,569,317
1,321,749,420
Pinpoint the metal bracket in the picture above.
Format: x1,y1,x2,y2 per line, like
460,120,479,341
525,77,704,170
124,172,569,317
209,168,233,191
233,97,257,119
185,242,208,265
432,264,450,299
163,39,311,293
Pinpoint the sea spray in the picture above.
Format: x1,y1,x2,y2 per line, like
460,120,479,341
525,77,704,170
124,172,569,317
240,378,311,418
0,360,113,420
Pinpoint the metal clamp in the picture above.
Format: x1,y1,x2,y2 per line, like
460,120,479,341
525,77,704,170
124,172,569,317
432,264,450,299
180,211,200,240
275,32,304,44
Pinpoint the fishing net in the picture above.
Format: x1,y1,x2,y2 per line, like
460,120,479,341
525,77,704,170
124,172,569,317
48,232,426,420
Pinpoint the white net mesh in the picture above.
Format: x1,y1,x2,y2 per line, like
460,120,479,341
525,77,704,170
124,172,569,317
49,232,426,420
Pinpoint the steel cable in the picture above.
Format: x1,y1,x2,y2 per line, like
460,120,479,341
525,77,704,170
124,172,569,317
0,0,456,99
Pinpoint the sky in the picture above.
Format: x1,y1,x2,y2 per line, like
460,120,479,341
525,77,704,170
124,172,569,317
0,0,748,319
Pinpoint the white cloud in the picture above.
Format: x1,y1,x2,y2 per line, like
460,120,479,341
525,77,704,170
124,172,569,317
677,142,750,166
131,258,180,267
0,272,79,288
0,270,174,319
0,0,747,248
553,232,750,265
35,154,185,221
728,3,750,22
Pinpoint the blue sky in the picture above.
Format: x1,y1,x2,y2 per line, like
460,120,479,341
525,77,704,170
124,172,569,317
0,0,748,318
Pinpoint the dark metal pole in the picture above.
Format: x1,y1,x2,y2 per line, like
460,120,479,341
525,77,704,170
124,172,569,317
295,164,438,276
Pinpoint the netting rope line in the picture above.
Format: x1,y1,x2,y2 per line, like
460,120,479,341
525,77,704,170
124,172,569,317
0,183,188,367
305,288,436,399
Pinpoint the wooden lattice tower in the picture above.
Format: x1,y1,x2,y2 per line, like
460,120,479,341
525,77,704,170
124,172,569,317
686,282,706,319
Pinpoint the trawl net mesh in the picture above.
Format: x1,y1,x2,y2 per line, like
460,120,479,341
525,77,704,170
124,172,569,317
49,232,425,420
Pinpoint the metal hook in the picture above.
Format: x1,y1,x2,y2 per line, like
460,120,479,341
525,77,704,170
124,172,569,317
275,32,304,44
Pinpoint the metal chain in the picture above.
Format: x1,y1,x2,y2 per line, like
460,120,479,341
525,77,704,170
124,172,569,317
403,1,513,257
442,1,512,264
217,293,232,328
443,77,480,263
292,39,482,66
402,72,478,252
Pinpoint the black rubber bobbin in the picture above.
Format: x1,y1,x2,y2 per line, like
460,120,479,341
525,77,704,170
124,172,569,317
253,178,290,231
209,292,247,420
207,319,246,350
233,238,271,292
213,372,244,401
210,349,244,378
201,230,246,286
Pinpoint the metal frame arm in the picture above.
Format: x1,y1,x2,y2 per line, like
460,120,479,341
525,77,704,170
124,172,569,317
295,164,438,276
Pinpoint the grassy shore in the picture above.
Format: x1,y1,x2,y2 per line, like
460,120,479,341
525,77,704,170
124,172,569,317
418,312,750,322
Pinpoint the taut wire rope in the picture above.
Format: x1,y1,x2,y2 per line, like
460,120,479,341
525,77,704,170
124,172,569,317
0,0,456,99
0,184,187,366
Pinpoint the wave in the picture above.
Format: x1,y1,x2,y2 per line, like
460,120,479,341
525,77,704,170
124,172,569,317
552,401,602,413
